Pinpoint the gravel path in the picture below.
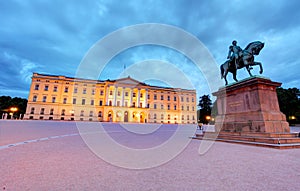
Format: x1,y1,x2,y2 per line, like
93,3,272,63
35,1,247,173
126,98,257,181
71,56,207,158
1,121,300,191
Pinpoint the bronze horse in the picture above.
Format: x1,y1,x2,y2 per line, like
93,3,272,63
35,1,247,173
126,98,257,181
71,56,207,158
220,41,264,85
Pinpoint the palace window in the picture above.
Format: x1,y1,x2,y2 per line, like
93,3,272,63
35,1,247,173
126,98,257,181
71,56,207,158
125,92,129,96
161,95,164,100
74,88,78,93
63,98,67,104
133,92,136,97
30,107,35,114
174,105,177,110
50,109,54,115
44,85,49,91
161,114,164,120
109,90,113,95
40,108,45,115
167,104,170,110
174,96,177,101
82,99,86,105
154,114,157,119
42,96,47,102
80,110,84,116
154,104,157,109
186,97,189,102
181,96,184,102
117,91,121,96
187,106,189,111
161,104,164,109
33,95,37,102
64,87,68,93
53,86,58,92
167,96,170,101
91,100,94,105
83,88,87,94
98,111,102,117
181,105,184,110
73,98,76,104
52,97,56,103
192,97,194,102
100,90,104,96
34,84,39,90
61,109,65,116
168,114,170,120
92,89,95,95
99,100,103,106
89,111,93,117
154,94,157,100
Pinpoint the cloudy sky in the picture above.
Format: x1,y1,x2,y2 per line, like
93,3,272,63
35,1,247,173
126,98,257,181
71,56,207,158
1,0,300,99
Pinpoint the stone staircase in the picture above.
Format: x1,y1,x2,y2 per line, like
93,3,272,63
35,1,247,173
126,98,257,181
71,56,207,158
193,131,300,149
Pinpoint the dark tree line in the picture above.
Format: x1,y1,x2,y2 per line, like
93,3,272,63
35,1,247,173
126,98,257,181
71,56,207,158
0,96,27,119
197,94,213,124
276,87,300,124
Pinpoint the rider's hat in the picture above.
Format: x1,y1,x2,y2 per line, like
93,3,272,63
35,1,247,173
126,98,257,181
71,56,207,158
232,40,237,45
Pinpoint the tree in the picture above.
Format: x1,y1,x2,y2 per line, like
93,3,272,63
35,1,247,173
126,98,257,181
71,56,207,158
0,96,28,119
276,87,300,124
197,94,212,124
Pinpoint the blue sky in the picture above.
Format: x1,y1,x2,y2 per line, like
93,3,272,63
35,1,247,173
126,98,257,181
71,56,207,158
1,0,300,99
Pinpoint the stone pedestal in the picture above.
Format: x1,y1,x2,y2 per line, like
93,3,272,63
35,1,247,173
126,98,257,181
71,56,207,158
213,76,289,133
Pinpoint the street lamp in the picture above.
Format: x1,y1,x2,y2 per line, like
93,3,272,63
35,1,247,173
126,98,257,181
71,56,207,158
205,116,211,124
10,107,18,119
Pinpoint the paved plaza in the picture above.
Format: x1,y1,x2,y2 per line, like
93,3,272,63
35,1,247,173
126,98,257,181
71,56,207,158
1,120,300,190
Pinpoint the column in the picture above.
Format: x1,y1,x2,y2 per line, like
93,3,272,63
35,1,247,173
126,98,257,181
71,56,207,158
113,86,117,106
130,88,133,107
144,89,148,108
137,89,140,108
105,86,109,106
121,87,125,107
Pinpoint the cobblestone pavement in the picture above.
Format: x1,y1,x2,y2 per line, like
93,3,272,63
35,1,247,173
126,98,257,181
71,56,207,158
1,121,300,191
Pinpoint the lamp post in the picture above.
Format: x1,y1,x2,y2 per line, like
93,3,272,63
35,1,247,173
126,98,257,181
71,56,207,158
10,107,18,119
205,115,211,124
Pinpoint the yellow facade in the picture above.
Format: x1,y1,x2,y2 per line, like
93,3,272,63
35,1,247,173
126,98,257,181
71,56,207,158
24,73,197,124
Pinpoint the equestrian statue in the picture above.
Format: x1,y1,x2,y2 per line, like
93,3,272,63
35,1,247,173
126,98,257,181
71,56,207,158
220,40,264,85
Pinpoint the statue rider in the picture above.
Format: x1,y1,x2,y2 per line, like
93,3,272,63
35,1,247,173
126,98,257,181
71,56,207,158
227,40,242,69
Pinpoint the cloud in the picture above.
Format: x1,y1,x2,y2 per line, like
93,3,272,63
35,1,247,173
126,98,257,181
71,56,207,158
0,0,300,99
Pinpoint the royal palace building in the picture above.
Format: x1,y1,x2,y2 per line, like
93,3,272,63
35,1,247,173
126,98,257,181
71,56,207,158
24,73,197,124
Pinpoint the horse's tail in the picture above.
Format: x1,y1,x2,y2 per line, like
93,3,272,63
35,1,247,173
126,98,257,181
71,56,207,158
220,64,224,79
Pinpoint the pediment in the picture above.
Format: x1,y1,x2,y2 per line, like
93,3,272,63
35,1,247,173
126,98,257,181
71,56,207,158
114,77,146,86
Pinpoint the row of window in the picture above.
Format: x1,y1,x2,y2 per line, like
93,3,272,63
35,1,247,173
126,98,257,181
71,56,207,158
33,84,195,102
31,95,195,111
29,107,195,121
149,113,195,120
30,107,103,117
